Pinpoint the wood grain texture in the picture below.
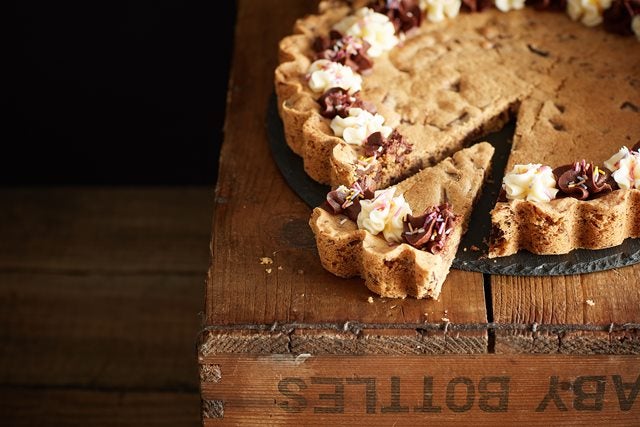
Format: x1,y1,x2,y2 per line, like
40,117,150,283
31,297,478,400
0,388,199,427
200,354,640,426
0,187,212,273
1,187,211,425
492,265,640,354
0,272,202,390
205,0,487,339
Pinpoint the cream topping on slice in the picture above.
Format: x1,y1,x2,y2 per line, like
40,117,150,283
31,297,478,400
567,0,613,27
605,147,640,189
503,164,559,202
330,107,392,146
419,0,462,22
307,59,362,94
333,7,398,57
494,0,526,12
357,187,413,243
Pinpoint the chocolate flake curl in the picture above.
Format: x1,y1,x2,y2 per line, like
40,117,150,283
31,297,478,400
363,130,413,163
402,204,458,254
525,0,567,11
553,160,616,201
461,0,493,12
369,0,422,33
323,180,376,221
318,88,375,119
602,0,640,36
313,31,374,73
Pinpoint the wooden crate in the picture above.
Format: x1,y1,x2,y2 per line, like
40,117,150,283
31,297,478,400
199,0,640,424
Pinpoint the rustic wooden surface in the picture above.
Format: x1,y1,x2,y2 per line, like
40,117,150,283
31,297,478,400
206,0,488,351
0,188,212,425
205,0,639,351
202,0,640,423
200,354,640,426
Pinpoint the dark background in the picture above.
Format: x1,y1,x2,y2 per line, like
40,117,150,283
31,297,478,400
9,2,237,186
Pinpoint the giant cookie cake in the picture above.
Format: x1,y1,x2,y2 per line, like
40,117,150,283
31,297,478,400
275,0,640,297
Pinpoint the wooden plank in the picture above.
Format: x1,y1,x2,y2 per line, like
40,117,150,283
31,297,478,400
0,388,199,426
0,187,212,273
492,265,640,354
199,354,640,425
205,0,487,334
0,272,202,390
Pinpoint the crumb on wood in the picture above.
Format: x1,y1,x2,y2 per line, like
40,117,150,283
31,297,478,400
297,269,304,275
390,305,397,309
278,266,283,270
585,299,595,306
260,257,273,265
367,296,374,303
470,245,480,252
442,317,450,322
265,268,272,274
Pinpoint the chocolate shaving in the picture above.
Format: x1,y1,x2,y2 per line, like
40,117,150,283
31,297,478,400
363,130,413,162
402,204,457,254
553,160,616,201
318,88,375,119
313,32,374,73
527,44,550,57
621,101,640,113
525,0,567,11
369,0,422,33
603,0,640,36
323,180,375,221
461,0,493,13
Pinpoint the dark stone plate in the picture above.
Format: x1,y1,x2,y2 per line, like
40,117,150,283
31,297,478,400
266,94,640,276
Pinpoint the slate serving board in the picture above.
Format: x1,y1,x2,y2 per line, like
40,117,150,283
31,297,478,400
266,94,640,276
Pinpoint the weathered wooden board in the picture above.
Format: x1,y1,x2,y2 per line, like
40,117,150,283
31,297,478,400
200,354,640,425
200,0,640,425
0,272,202,389
0,187,211,273
206,0,487,336
1,187,212,425
492,267,640,354
0,388,200,426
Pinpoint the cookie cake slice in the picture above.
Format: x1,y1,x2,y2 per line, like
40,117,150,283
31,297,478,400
310,142,494,299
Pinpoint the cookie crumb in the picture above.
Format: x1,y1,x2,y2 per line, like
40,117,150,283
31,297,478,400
367,296,374,303
278,266,283,270
463,247,467,252
390,305,397,309
442,317,450,322
585,299,595,306
260,257,273,265
266,268,272,274
470,245,480,251
297,269,304,275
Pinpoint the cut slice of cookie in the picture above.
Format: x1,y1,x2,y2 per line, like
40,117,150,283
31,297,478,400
279,4,640,258
309,142,494,299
